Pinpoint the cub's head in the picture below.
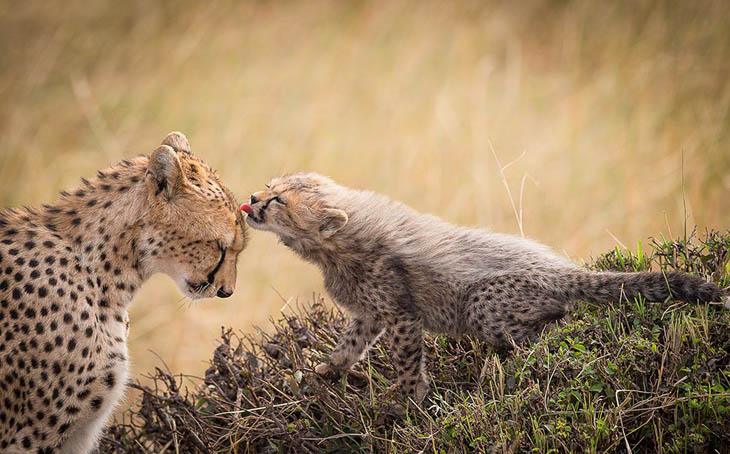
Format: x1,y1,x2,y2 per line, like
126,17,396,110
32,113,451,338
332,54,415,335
140,132,247,300
242,173,348,252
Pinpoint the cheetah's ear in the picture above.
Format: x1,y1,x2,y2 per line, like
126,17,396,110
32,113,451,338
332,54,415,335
320,208,348,239
146,145,185,201
160,131,191,154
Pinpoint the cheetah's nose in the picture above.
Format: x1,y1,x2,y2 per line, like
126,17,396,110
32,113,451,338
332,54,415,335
250,194,259,204
217,288,233,298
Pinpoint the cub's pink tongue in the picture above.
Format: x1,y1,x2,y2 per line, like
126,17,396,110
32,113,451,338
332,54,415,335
240,204,254,215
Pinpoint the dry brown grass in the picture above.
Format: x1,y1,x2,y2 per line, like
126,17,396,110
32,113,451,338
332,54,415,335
1,0,729,401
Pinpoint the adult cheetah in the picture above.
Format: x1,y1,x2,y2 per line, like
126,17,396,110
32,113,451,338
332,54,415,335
0,132,247,453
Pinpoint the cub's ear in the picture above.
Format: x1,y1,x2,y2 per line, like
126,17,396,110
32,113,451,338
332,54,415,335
161,131,191,154
320,208,348,238
146,145,184,201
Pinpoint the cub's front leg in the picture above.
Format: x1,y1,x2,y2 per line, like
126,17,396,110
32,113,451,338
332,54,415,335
390,312,430,403
315,316,385,374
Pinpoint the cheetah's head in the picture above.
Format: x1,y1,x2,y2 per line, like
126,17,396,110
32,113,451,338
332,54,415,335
242,173,347,254
140,132,247,300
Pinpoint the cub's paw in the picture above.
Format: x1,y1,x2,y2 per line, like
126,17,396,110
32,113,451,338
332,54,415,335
314,362,371,383
313,361,348,379
382,379,431,417
314,362,334,376
414,379,431,404
399,376,430,404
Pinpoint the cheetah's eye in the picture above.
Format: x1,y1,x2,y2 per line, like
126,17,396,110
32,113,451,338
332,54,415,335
262,196,285,210
265,183,270,189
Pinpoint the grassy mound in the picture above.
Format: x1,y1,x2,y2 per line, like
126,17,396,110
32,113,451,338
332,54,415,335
101,230,730,453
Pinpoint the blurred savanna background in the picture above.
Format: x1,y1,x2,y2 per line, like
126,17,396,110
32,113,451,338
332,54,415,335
1,0,729,411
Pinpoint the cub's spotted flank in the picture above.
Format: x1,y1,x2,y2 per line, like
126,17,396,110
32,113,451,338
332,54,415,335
243,173,725,404
0,132,246,453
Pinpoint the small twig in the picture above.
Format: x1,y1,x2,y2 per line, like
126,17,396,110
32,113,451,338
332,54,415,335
605,228,629,250
213,400,304,415
488,140,528,237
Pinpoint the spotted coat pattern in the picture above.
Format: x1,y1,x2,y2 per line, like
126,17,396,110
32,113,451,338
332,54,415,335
0,132,246,453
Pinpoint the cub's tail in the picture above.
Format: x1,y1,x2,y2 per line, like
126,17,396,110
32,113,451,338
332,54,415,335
564,270,724,304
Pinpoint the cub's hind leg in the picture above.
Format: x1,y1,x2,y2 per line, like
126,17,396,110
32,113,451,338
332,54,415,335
464,275,570,349
316,316,385,374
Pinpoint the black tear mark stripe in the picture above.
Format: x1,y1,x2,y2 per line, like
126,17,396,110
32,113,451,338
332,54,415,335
206,247,226,284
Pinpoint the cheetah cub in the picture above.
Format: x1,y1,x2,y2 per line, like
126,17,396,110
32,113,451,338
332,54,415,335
242,173,725,404
0,132,246,453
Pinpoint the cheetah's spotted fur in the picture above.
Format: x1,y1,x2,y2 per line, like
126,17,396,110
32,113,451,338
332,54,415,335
0,132,246,453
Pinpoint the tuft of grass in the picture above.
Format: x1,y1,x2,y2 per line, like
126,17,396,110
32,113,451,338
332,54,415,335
101,230,730,454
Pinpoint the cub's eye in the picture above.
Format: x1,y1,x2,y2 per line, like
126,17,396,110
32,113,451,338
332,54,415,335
262,196,285,210
265,183,271,189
